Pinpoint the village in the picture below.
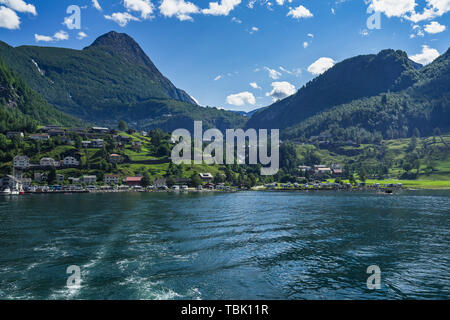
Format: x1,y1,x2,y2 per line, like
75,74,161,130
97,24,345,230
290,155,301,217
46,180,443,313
0,125,406,195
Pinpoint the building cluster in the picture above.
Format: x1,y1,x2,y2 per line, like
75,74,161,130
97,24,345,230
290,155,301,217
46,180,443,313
298,164,343,178
13,156,80,169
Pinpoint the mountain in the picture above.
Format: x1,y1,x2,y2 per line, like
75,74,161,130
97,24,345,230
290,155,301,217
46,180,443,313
0,56,81,133
0,31,246,131
247,49,422,131
282,48,450,141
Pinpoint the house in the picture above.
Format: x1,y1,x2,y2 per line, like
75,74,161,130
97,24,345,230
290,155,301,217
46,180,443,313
81,141,92,148
105,174,120,184
40,157,59,167
153,178,167,188
29,134,50,141
34,173,47,183
56,174,65,183
68,177,81,184
66,127,87,134
315,167,332,177
13,156,30,169
141,131,148,137
63,156,79,167
42,125,62,131
6,132,24,139
91,127,110,134
109,154,122,164
82,175,97,184
125,177,143,187
91,139,104,148
205,183,215,190
332,169,343,176
48,129,65,137
199,173,214,181
120,136,133,144
298,165,312,172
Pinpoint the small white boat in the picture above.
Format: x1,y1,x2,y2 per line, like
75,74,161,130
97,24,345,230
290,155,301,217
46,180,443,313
10,189,20,195
0,188,11,196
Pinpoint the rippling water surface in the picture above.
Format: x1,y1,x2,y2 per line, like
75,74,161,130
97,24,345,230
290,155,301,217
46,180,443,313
0,191,449,300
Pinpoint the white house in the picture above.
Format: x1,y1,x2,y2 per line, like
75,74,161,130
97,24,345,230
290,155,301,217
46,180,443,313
29,134,50,141
199,173,214,181
13,156,30,169
82,175,97,184
7,132,24,139
34,173,47,183
63,156,79,167
56,174,65,183
105,174,120,184
82,141,92,148
40,157,59,167
91,139,104,148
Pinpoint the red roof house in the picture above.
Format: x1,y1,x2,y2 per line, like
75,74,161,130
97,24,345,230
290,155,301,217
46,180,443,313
125,177,143,187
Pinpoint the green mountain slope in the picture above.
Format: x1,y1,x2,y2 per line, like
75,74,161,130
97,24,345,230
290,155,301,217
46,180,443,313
0,31,246,131
247,49,422,131
283,48,450,141
0,57,81,133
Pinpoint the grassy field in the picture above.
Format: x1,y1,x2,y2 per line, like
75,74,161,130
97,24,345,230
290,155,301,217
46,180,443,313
296,134,450,183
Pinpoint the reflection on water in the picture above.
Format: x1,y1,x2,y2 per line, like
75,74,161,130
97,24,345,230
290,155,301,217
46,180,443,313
0,190,449,299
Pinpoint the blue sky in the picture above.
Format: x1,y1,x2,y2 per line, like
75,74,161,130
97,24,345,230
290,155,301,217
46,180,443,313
0,0,449,112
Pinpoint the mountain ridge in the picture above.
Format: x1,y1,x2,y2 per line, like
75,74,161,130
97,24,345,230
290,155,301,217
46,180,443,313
247,49,423,131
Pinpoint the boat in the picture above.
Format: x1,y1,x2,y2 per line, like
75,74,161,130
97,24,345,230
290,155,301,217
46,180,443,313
0,188,11,196
10,189,20,195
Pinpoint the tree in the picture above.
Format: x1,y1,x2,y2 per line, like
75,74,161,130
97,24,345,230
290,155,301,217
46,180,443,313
118,120,128,131
190,173,202,187
48,168,56,184
142,172,151,187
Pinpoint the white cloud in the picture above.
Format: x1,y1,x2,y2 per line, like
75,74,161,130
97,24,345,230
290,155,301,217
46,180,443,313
104,12,140,26
77,31,88,40
231,16,242,23
368,0,450,23
407,0,450,22
0,0,36,15
264,66,282,79
53,30,69,41
409,45,440,65
202,0,242,16
34,34,53,42
287,5,313,19
424,21,446,33
307,33,314,37
275,0,284,5
307,57,335,75
214,75,222,81
160,0,199,21
34,30,70,42
226,91,256,106
266,81,296,101
368,0,416,18
123,0,154,19
92,0,102,11
250,82,261,89
303,41,309,48
0,6,20,29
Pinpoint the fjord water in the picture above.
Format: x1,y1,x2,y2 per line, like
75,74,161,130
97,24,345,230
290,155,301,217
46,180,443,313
0,191,449,300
